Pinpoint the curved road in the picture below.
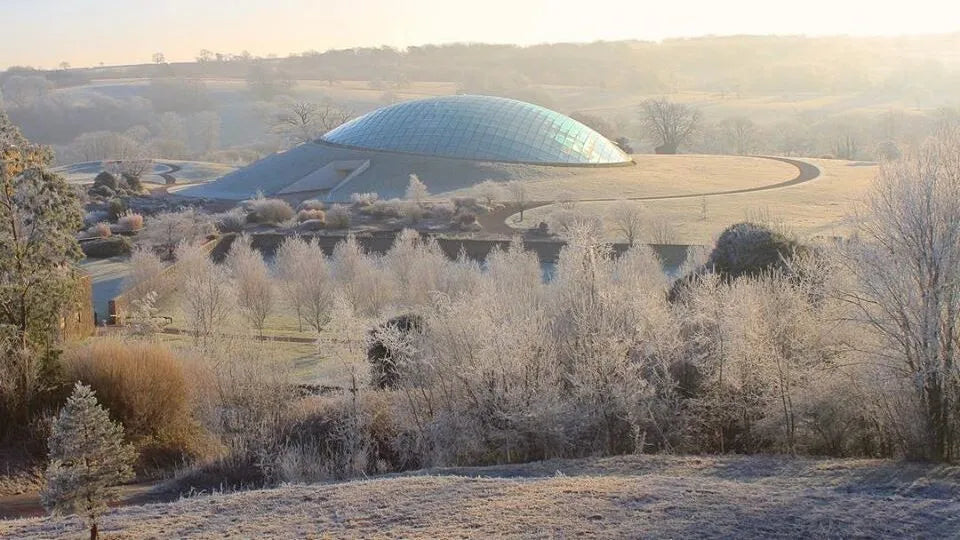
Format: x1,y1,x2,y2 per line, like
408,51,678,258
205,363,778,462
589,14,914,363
158,162,182,184
477,156,821,236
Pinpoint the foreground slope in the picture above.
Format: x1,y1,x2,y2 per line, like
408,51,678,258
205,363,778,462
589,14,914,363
3,454,959,538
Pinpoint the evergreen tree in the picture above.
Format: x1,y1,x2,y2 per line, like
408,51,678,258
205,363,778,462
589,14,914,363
41,382,136,540
0,108,84,349
0,108,84,436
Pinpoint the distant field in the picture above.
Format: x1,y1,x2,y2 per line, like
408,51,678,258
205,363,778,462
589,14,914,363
522,158,879,244
4,454,957,538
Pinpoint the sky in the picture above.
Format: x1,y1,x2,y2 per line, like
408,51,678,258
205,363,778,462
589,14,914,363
4,0,960,69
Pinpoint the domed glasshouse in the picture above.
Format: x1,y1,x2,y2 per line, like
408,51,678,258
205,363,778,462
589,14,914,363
178,95,632,201
321,95,630,165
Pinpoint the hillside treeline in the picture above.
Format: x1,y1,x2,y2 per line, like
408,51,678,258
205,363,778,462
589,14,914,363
9,34,960,99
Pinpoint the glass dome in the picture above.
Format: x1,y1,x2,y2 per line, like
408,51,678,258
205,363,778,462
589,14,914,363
321,95,629,165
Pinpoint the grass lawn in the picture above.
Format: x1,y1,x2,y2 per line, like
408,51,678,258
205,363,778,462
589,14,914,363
155,291,367,388
522,158,878,244
5,453,958,538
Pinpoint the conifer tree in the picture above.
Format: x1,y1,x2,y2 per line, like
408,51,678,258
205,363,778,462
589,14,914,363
41,382,137,540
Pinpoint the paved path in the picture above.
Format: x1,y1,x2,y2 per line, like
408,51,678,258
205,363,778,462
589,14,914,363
477,156,821,236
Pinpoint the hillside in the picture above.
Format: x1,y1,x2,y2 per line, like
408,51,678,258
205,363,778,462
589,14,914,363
4,454,959,538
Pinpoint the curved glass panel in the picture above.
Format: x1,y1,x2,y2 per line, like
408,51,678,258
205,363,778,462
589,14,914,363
322,95,629,165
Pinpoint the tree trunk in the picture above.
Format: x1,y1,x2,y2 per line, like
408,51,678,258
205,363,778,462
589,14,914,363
90,522,98,540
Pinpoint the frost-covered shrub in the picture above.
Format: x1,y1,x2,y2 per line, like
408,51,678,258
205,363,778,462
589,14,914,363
368,314,423,389
298,199,326,211
248,197,295,225
428,201,455,220
326,204,351,229
363,198,405,218
451,196,478,209
350,192,379,207
107,198,127,220
297,209,326,223
214,208,247,233
707,222,806,279
83,210,110,228
81,236,131,258
93,171,118,190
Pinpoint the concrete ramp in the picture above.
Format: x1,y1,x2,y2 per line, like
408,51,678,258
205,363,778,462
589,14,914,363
277,160,369,195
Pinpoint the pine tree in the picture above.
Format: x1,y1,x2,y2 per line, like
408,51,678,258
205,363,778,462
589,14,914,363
41,382,137,540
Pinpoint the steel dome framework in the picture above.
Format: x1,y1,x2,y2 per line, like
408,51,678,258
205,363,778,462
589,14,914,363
321,95,629,165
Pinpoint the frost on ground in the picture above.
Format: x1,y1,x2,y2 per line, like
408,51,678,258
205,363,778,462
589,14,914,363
3,454,959,539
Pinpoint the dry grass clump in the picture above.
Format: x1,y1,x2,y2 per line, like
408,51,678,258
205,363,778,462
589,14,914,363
85,222,112,239
116,211,144,232
62,339,213,473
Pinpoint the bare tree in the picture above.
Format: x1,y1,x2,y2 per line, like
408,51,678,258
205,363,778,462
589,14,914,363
226,235,274,338
841,130,960,461
721,116,757,155
273,102,352,146
640,98,702,154
152,52,166,64
506,180,530,221
275,236,333,333
139,208,215,259
473,180,505,207
180,242,233,350
609,200,645,246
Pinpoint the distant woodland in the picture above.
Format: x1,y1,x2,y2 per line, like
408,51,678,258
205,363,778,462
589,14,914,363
3,34,960,165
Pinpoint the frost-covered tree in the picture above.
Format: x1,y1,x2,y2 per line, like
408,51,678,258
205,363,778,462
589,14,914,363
506,180,530,221
0,108,83,435
139,208,215,259
42,382,136,540
275,236,333,333
226,235,274,338
329,235,396,317
405,174,429,206
841,130,960,461
123,247,166,302
473,179,505,207
0,109,84,349
179,242,233,349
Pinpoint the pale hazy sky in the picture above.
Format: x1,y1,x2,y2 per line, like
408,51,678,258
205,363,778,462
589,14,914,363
4,0,960,69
